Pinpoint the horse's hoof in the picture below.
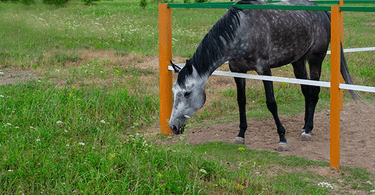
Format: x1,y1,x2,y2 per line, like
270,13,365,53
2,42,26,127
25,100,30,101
233,137,245,144
276,142,290,151
300,132,312,141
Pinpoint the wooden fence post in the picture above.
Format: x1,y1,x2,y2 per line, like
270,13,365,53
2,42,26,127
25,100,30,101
159,4,173,135
330,5,343,170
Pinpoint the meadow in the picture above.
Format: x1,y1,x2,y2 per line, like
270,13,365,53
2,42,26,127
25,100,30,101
1,0,375,194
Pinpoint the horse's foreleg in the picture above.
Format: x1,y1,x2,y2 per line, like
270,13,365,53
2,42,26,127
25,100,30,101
233,77,247,144
263,80,290,150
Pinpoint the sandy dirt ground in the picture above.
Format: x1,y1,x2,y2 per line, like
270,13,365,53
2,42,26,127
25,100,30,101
169,102,375,174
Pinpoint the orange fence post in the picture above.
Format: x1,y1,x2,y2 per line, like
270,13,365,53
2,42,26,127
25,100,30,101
330,6,342,170
159,4,173,135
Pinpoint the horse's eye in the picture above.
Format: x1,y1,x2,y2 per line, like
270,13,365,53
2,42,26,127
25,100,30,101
184,91,191,98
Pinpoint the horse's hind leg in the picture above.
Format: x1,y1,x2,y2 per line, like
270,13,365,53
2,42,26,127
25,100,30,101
233,77,247,144
292,58,322,141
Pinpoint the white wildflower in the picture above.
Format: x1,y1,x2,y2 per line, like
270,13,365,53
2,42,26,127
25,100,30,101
184,115,190,119
370,190,375,193
100,120,106,124
15,126,19,128
64,130,68,133
0,95,4,97
318,182,334,189
199,169,207,174
56,121,63,124
30,126,34,129
0,72,4,75
8,170,13,172
6,123,11,126
79,142,85,146
36,139,41,142
66,144,70,147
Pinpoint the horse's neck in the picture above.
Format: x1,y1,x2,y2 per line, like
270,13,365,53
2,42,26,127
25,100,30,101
207,56,231,76
190,7,241,78
191,46,233,78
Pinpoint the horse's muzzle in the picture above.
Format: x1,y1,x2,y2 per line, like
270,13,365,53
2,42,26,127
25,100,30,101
170,123,185,135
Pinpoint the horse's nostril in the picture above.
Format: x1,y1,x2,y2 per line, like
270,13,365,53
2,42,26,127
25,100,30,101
172,125,178,132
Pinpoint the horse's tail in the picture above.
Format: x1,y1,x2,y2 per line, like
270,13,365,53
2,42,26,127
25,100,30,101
340,44,360,102
324,11,360,102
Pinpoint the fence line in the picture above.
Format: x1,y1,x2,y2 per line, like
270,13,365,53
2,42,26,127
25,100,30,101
168,66,375,93
170,46,375,93
159,3,375,170
327,46,375,54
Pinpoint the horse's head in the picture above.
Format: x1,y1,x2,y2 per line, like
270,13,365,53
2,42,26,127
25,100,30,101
169,59,207,134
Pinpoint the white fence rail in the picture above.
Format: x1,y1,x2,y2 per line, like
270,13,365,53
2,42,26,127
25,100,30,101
169,47,375,93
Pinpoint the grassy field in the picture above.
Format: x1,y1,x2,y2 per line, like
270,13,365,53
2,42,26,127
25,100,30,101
1,0,375,194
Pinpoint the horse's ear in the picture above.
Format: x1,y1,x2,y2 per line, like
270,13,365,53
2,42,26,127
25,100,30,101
170,60,181,73
186,59,193,75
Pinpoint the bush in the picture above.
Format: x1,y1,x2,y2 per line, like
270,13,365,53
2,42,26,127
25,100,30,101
42,0,68,6
139,0,174,8
82,0,100,5
20,0,34,4
194,0,208,2
139,0,147,8
0,0,35,5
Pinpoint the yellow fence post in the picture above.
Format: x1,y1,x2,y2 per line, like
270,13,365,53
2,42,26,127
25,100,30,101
159,4,173,135
330,5,342,170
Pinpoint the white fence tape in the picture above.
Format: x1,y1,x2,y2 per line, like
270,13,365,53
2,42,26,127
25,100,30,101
168,47,375,93
327,47,375,54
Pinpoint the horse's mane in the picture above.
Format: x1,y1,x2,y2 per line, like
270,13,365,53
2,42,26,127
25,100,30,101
189,6,241,77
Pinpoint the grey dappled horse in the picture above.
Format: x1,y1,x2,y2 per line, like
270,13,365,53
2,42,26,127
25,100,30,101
168,0,356,151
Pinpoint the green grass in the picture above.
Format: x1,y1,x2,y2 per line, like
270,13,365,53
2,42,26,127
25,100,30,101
1,0,375,194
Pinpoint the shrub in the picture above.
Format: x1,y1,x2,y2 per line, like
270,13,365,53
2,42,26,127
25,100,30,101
0,0,35,5
139,0,174,8
139,0,147,8
42,0,68,6
82,0,100,5
20,0,34,4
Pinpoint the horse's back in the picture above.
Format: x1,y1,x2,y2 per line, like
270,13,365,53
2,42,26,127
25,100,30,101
230,0,330,70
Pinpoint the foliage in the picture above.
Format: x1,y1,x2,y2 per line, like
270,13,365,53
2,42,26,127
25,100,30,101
139,0,147,8
42,0,68,6
138,0,174,8
82,0,100,5
0,0,34,5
